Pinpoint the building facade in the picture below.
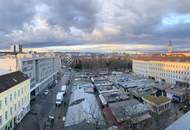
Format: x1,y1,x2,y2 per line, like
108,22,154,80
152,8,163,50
143,96,171,115
0,71,30,130
133,55,190,85
0,52,61,98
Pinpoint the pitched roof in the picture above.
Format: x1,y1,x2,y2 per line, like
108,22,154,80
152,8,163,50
0,71,29,93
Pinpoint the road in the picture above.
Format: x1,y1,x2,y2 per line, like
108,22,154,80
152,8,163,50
15,69,73,130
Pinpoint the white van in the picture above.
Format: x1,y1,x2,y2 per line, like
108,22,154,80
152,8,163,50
56,92,64,106
61,85,67,95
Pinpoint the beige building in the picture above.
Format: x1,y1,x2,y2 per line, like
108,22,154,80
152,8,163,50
133,55,190,85
0,71,30,130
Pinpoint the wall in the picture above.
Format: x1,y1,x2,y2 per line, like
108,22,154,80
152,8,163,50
0,79,30,130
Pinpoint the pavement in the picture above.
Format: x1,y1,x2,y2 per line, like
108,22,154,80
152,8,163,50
15,69,73,130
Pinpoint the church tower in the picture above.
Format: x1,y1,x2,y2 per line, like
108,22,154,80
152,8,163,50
167,41,173,53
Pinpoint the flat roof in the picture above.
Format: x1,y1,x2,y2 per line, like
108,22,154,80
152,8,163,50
109,99,150,122
101,91,129,103
143,96,170,106
165,111,190,130
0,71,29,93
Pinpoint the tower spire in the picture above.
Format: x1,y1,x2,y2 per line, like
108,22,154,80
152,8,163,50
167,40,173,53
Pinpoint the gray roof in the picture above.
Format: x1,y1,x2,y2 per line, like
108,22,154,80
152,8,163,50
101,91,129,103
69,88,85,105
165,111,190,130
109,99,150,122
65,89,105,127
0,71,29,93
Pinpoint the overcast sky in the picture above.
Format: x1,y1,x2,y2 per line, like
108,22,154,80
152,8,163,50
0,0,190,51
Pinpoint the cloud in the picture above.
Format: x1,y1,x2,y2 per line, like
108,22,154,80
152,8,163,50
0,0,35,32
0,0,190,50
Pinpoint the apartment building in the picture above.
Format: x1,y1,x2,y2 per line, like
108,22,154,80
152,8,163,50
0,52,61,98
133,55,190,86
0,71,30,130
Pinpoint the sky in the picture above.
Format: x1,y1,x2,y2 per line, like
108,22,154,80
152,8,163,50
0,0,190,52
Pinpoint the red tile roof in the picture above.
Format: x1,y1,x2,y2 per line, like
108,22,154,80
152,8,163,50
133,55,190,62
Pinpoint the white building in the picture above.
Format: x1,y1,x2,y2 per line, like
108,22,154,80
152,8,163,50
0,52,61,98
0,71,30,130
133,55,190,86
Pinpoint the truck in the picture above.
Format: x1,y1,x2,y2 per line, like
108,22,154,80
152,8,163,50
61,85,67,95
56,92,64,106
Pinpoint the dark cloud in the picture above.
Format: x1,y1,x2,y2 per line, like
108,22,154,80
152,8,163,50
44,0,100,32
0,0,35,32
0,0,190,50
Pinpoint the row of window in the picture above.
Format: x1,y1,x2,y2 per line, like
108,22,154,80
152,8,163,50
0,94,29,125
0,86,29,109
150,63,190,70
134,61,190,71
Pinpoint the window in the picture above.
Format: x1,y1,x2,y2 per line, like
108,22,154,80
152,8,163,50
22,98,24,105
0,101,2,109
18,90,20,97
10,94,12,101
5,111,8,120
14,104,17,111
14,91,16,99
21,88,23,94
5,97,7,106
25,86,27,92
18,101,20,109
10,107,13,116
0,116,2,125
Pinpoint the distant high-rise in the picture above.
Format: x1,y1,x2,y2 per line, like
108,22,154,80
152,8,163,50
10,44,22,53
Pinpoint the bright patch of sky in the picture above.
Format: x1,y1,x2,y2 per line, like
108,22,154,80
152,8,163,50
162,13,190,26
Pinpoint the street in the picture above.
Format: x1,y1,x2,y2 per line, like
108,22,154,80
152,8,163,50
15,69,73,130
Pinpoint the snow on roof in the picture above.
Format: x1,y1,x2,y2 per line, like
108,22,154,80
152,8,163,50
65,89,105,127
69,88,85,105
165,111,190,130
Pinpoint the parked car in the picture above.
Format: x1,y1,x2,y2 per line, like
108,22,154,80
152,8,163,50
43,90,49,95
179,105,190,113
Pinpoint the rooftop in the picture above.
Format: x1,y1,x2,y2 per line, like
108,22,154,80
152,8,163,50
143,96,170,106
165,111,190,130
101,91,129,103
0,71,29,93
65,88,105,127
133,55,190,62
109,99,150,122
165,87,189,96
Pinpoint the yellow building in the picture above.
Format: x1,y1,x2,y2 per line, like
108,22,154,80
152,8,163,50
0,71,30,130
133,55,190,85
